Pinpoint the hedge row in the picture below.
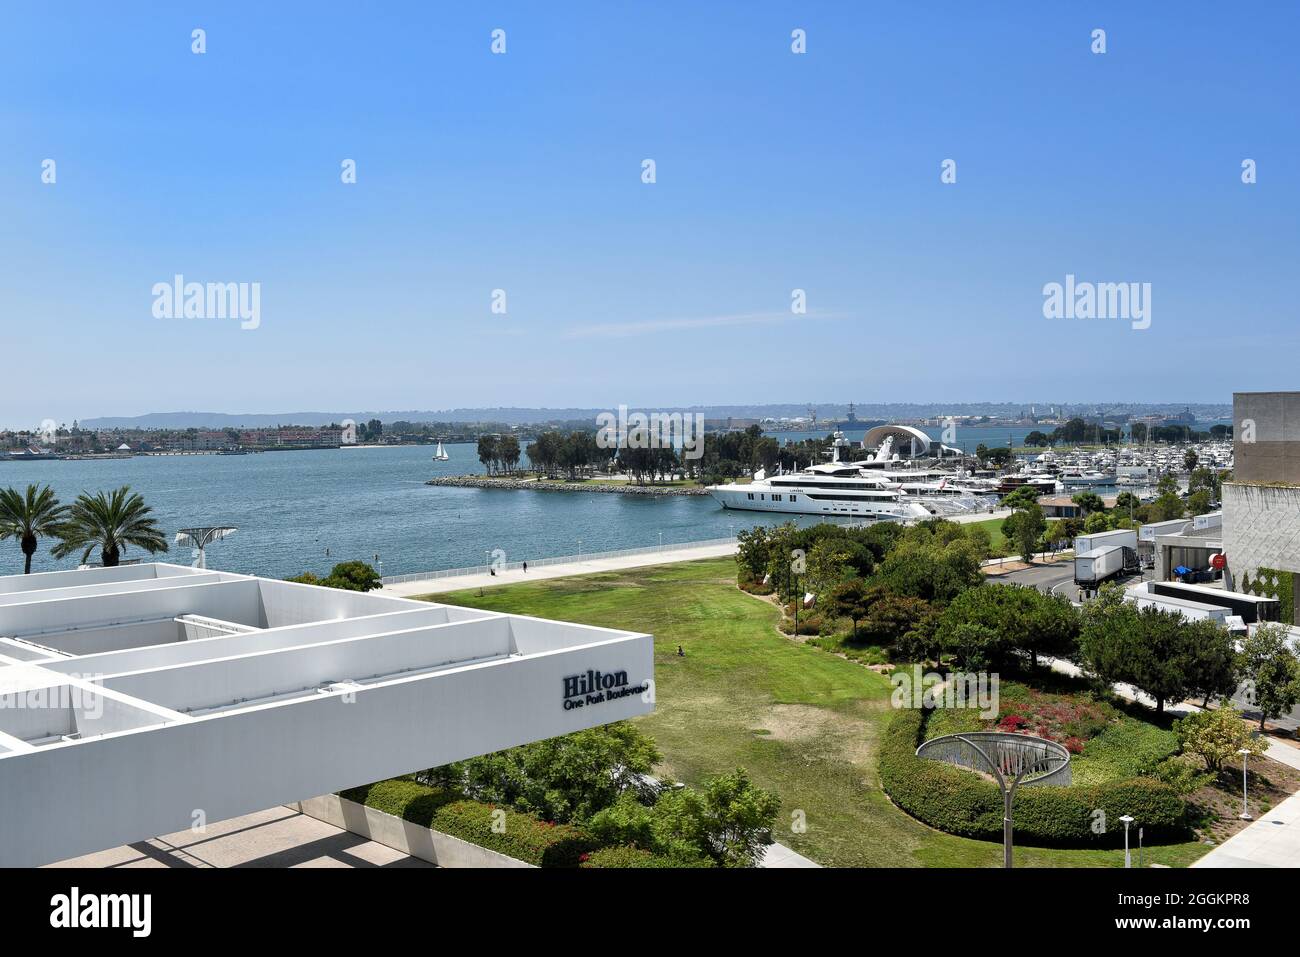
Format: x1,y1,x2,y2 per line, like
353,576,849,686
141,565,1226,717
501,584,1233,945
878,709,1189,847
579,845,712,869
340,779,595,867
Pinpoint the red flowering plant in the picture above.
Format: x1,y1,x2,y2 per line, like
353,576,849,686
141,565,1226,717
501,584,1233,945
994,687,1113,748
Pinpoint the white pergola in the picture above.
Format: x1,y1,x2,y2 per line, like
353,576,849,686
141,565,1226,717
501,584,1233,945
0,563,653,867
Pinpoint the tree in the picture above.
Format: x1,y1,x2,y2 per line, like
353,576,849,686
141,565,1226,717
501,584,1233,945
940,584,1078,670
650,768,779,867
1187,489,1212,516
286,561,382,590
1002,502,1046,564
1001,485,1040,511
876,535,982,603
1072,491,1104,515
735,525,771,582
1114,491,1141,514
1078,587,1237,714
51,486,168,567
827,578,871,640
497,434,521,474
448,722,661,824
947,622,1001,671
1184,449,1198,472
1239,622,1300,730
1083,511,1110,533
805,538,853,598
0,484,68,573
1175,707,1265,775
477,434,499,475
858,587,936,649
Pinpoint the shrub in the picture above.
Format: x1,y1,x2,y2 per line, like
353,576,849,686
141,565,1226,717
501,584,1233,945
879,709,1188,846
778,612,823,636
430,800,597,867
1174,707,1266,775
341,779,598,866
580,845,712,868
339,778,459,825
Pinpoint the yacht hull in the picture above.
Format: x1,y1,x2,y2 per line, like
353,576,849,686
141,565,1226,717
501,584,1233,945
707,486,928,521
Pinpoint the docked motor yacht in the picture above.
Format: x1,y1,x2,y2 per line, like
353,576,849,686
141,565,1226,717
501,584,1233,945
706,423,991,520
706,462,933,521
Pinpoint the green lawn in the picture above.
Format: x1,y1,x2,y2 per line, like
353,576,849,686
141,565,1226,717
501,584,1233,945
428,558,1209,868
965,517,1012,557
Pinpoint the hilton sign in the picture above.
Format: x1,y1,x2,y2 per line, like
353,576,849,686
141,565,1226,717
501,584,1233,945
563,668,649,711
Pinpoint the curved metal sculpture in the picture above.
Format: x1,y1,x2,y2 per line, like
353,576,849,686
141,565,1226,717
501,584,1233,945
175,526,237,569
917,731,1071,868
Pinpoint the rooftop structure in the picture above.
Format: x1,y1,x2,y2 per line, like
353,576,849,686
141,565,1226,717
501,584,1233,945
0,563,653,866
1223,392,1300,622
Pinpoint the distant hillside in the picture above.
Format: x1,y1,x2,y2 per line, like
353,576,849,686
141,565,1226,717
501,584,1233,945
76,401,1232,431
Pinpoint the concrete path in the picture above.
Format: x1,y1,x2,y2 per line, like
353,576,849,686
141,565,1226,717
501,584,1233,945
383,509,1015,599
381,541,738,597
759,842,821,868
1193,789,1300,868
46,806,432,869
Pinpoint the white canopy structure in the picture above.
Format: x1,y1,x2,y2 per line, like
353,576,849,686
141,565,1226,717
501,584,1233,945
0,563,653,866
863,424,933,461
861,424,963,462
175,526,237,569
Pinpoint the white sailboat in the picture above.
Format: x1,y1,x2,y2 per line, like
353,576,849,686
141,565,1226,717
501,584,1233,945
433,441,450,461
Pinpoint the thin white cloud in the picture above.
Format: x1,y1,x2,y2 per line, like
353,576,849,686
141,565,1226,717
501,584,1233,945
565,311,826,340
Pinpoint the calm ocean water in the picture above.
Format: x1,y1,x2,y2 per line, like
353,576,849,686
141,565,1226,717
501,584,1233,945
0,445,817,579
0,423,1227,579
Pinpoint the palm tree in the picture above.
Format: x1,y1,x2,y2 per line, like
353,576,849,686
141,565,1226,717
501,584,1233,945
0,484,69,574
52,486,169,567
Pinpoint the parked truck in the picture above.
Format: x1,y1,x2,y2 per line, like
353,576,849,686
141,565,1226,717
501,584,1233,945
1074,544,1138,588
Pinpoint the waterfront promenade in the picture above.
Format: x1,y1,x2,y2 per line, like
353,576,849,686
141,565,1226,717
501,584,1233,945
380,540,740,596
380,508,1012,598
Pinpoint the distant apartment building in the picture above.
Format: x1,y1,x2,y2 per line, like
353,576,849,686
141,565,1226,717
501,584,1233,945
273,427,344,447
1222,392,1300,623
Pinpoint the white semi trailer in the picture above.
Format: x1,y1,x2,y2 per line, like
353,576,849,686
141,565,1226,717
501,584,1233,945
1074,545,1128,587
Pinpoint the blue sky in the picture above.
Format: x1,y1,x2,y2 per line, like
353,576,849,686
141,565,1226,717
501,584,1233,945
3,1,1297,426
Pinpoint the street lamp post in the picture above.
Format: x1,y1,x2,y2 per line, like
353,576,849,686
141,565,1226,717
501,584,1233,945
1119,814,1134,868
577,538,582,562
1238,748,1253,820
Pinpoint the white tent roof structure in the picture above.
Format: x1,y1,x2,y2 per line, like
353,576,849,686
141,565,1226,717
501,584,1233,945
862,424,933,458
0,563,653,866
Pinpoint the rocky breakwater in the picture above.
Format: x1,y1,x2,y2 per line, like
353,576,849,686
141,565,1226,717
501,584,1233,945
425,475,710,496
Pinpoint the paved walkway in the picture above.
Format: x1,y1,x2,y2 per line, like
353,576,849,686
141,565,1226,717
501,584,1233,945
383,509,1016,599
1193,789,1300,868
381,541,739,597
759,842,821,868
46,806,433,868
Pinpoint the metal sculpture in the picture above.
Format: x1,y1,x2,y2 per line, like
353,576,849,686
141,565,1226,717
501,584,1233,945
917,731,1071,868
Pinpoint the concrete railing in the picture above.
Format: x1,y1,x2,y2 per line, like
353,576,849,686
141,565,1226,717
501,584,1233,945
381,537,738,586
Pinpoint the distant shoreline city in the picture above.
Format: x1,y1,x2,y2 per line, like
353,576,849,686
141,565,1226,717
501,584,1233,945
1,401,1232,458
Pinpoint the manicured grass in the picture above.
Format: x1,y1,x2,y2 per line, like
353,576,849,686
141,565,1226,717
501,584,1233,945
429,557,1210,868
965,517,1012,557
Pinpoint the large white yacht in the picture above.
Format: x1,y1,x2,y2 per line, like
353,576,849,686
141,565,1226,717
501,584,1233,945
707,462,934,521
706,424,985,521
